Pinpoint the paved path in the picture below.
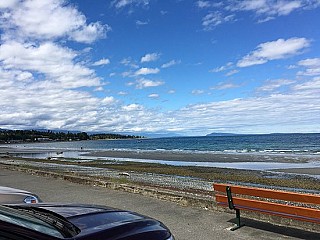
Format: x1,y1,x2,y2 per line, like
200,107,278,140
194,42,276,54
0,168,319,240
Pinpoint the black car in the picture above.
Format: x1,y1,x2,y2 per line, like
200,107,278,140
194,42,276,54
0,203,174,240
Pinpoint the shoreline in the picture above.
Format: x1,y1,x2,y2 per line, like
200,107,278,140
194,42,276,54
83,149,320,163
1,146,320,176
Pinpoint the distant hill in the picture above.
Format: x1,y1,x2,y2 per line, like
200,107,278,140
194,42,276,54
206,132,240,137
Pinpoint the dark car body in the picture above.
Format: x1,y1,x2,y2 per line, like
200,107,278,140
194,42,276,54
0,203,174,240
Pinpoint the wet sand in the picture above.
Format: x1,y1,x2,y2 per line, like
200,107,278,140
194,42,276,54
83,150,318,163
272,167,320,175
1,146,320,176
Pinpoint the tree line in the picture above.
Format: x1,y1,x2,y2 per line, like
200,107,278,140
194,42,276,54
0,129,143,143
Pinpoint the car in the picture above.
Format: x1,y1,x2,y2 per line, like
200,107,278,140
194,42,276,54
0,186,42,204
0,203,174,240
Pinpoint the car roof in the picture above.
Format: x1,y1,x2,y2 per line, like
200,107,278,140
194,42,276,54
0,186,32,195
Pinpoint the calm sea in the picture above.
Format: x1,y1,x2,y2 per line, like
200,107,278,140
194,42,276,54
12,133,320,155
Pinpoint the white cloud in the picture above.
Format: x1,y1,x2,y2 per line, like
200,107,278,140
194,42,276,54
229,0,302,16
225,69,239,76
202,12,235,30
198,0,320,27
256,79,295,92
196,1,211,8
122,104,143,111
141,53,160,63
135,78,164,89
70,22,109,44
173,78,320,135
148,93,159,98
0,0,319,135
118,91,128,95
297,58,320,76
196,1,223,8
210,62,233,73
16,71,33,82
0,0,18,9
111,0,150,9
120,57,139,69
1,0,108,43
92,58,111,66
135,67,160,75
211,82,240,90
293,77,320,92
161,60,180,68
101,96,116,105
237,38,310,67
0,41,101,89
192,90,205,95
136,20,149,26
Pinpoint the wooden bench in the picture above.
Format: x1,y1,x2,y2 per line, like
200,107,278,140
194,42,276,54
213,183,320,230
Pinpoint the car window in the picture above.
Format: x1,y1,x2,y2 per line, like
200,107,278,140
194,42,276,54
0,207,63,238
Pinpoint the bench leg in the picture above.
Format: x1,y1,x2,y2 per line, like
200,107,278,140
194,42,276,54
230,209,245,231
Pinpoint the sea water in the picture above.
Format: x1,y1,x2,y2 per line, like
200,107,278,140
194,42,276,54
9,133,320,155
4,133,320,173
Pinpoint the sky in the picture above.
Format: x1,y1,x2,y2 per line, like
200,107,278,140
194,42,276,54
0,0,320,136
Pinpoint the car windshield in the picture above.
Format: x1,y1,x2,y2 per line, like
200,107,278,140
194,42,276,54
0,205,80,238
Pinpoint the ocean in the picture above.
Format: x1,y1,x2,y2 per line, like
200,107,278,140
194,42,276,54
4,133,320,173
11,133,320,155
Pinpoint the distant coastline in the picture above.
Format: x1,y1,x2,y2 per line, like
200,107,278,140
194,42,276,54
0,129,143,144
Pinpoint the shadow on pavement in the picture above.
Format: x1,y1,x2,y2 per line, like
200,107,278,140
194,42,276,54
227,218,320,240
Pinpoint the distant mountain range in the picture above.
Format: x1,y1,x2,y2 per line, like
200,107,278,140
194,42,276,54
206,132,241,137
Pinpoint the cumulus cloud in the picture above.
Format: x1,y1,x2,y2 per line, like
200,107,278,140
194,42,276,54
172,74,320,135
92,58,111,66
297,58,320,76
135,78,164,89
122,103,143,111
101,96,116,105
135,67,160,75
0,41,101,89
0,0,319,135
237,38,310,67
141,53,160,63
1,0,108,43
0,0,18,9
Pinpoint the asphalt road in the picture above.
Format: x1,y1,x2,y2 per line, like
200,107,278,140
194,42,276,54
0,168,319,240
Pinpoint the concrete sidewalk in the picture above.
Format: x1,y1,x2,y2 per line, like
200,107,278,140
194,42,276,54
0,167,319,239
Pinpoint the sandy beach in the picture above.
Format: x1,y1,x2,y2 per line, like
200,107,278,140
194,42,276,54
84,149,319,163
1,145,320,176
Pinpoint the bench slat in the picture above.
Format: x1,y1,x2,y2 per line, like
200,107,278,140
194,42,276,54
216,194,320,224
214,183,320,205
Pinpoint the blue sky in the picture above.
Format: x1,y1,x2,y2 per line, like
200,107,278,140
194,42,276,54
0,0,320,136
